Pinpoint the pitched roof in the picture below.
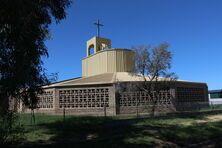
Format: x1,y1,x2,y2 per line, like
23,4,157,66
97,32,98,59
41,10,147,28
42,73,115,88
42,72,205,88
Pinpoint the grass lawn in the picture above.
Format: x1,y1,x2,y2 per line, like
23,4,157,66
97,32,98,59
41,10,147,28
13,111,222,147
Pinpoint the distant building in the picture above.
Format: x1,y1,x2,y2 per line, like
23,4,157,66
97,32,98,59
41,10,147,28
209,89,222,105
17,36,209,115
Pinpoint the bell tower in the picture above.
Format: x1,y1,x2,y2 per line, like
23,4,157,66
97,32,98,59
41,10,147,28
82,20,134,77
86,19,111,56
86,37,111,56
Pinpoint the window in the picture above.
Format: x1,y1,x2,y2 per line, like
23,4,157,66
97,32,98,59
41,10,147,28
38,91,54,109
119,90,171,107
88,45,94,55
177,87,205,102
59,88,110,109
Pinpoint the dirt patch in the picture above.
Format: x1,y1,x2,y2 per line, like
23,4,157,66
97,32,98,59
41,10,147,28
207,114,222,122
196,114,222,123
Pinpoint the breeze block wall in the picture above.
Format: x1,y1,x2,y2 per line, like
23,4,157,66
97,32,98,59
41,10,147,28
174,82,209,111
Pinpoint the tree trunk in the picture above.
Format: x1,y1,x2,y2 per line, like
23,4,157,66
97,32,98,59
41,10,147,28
151,100,157,117
31,109,35,125
136,93,139,118
0,93,10,117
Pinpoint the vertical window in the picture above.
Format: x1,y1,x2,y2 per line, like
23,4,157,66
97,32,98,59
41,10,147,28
88,45,94,56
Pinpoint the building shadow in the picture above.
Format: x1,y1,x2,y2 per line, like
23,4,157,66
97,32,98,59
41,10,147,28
15,111,222,147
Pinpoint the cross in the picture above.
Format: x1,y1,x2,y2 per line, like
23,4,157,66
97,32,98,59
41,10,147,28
94,19,104,37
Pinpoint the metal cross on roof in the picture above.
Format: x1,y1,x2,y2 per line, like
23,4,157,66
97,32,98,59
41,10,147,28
94,19,104,37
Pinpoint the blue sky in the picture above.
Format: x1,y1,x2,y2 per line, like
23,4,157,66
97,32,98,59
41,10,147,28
44,0,222,90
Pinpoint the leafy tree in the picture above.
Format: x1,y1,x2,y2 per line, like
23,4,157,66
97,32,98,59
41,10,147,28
0,0,71,143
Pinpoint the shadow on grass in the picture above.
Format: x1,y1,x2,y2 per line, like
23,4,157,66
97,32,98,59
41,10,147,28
16,111,222,147
19,116,143,148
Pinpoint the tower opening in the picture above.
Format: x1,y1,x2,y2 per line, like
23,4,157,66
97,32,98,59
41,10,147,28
86,37,111,57
88,44,94,56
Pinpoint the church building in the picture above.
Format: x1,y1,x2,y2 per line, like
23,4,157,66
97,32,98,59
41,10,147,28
18,35,209,116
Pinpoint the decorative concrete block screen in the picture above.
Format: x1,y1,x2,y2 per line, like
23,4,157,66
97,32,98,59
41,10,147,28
119,90,172,107
37,91,54,108
177,87,205,102
58,88,109,109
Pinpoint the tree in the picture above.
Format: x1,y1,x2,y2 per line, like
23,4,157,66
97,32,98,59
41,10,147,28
0,0,71,143
123,43,177,116
134,43,177,116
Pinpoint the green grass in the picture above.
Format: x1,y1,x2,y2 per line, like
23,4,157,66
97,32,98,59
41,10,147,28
210,104,222,110
200,104,222,111
11,111,222,147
